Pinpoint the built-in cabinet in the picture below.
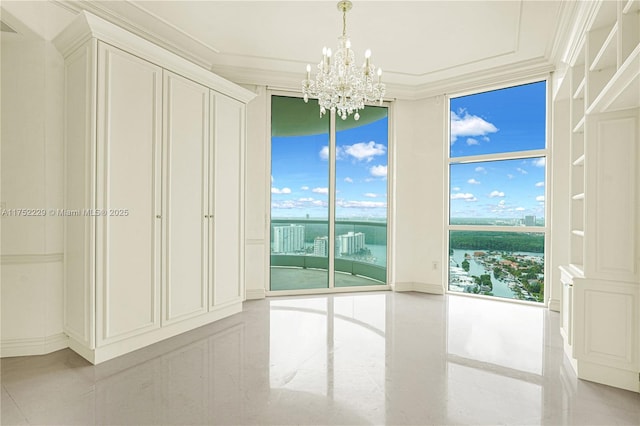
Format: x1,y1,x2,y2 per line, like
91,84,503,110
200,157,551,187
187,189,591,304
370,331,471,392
54,11,255,364
555,0,639,392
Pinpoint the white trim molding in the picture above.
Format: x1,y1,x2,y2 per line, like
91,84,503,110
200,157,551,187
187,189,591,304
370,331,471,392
1,253,63,265
393,282,445,295
1,333,69,358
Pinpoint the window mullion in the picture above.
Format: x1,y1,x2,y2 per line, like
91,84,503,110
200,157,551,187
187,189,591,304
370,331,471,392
328,111,336,289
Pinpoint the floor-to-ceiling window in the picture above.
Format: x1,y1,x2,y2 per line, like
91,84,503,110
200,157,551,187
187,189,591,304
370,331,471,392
270,95,389,292
447,81,548,303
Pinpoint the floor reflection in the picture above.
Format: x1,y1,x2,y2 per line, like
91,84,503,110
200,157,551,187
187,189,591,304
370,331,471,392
2,292,639,425
446,295,544,375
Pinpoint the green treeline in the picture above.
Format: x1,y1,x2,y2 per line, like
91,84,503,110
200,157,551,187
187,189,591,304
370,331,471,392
450,231,544,253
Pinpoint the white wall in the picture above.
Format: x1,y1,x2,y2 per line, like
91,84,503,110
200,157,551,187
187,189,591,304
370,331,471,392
244,86,269,299
1,35,66,356
393,97,446,293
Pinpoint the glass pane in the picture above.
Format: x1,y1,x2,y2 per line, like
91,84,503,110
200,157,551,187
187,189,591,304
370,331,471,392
450,81,546,158
450,158,545,226
448,231,545,302
270,96,329,290
334,107,388,287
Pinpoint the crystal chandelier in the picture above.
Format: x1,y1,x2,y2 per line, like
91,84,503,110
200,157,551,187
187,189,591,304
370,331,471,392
302,0,385,121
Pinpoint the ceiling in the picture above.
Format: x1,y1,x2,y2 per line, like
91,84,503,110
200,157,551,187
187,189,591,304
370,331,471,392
3,1,572,99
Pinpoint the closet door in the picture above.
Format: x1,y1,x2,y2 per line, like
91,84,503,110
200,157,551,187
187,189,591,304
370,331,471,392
211,93,245,308
96,42,162,346
162,71,210,324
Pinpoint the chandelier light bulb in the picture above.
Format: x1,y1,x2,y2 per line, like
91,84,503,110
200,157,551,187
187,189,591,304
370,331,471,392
302,0,386,119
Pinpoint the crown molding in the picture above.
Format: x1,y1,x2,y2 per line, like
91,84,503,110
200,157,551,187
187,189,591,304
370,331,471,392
213,56,554,102
561,1,600,67
52,0,213,69
547,0,579,66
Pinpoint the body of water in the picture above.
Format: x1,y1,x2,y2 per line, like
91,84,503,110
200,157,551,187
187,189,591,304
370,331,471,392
449,249,543,299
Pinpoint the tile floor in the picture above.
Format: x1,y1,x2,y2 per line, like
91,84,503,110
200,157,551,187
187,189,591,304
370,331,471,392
1,291,639,425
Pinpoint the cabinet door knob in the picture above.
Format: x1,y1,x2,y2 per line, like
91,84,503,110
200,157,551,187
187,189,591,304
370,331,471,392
156,215,161,219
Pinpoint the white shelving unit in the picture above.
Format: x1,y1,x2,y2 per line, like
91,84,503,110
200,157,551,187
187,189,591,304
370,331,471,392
556,0,640,393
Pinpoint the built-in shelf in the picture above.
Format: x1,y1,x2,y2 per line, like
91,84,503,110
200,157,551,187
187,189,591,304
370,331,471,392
590,23,619,72
573,117,585,133
573,77,586,99
623,0,639,14
572,230,585,237
572,193,585,200
587,43,640,114
568,264,585,277
573,154,585,166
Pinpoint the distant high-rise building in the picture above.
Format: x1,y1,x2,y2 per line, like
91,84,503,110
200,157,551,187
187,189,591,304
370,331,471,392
337,231,365,255
273,224,305,253
524,215,536,226
313,236,328,257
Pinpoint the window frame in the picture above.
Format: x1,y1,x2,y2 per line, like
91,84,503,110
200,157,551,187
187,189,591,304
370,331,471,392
444,78,551,306
266,90,394,296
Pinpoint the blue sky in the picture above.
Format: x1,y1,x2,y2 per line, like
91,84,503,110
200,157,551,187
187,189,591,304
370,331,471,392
271,116,388,219
449,81,547,221
271,81,546,221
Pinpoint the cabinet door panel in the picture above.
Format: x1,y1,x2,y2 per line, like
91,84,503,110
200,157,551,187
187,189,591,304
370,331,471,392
163,71,209,324
212,94,244,307
96,43,162,345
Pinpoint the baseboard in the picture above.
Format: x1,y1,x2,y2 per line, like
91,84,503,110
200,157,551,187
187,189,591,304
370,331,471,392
1,333,69,358
577,359,640,393
548,297,561,312
245,288,266,300
392,282,445,295
391,282,415,292
413,282,445,294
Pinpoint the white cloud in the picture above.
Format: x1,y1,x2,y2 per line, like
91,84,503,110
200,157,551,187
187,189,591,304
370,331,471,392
271,187,291,194
467,178,481,185
498,200,506,206
337,200,386,209
450,110,498,143
533,158,546,167
369,165,387,178
344,177,353,183
489,190,505,198
475,166,486,173
312,187,328,194
536,195,545,202
515,207,526,211
364,193,378,198
452,186,461,191
319,146,329,160
535,181,545,187
272,198,327,209
451,192,477,202
466,138,479,146
300,186,309,191
516,167,528,175
342,141,386,162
